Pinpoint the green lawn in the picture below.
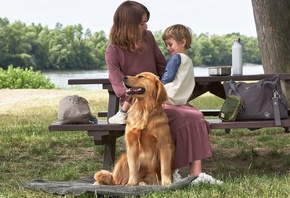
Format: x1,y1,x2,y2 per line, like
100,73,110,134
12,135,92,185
1,89,290,198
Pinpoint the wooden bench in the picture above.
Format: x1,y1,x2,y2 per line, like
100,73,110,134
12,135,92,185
49,75,290,170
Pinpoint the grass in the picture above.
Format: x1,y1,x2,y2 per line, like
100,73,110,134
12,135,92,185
1,89,290,197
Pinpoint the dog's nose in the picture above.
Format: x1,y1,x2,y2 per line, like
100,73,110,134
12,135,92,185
122,76,128,82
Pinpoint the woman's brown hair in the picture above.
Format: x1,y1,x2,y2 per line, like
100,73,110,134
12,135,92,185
109,1,150,52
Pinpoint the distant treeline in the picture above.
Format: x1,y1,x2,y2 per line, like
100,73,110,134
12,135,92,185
0,17,261,71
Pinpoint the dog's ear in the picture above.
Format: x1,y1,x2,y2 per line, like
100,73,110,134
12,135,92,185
156,79,168,104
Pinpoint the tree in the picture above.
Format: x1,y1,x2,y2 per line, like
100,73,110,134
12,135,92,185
195,33,217,66
251,0,290,101
210,34,232,66
0,17,260,70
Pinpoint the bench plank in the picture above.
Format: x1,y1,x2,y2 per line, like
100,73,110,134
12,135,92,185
208,118,290,133
49,121,125,131
50,118,290,133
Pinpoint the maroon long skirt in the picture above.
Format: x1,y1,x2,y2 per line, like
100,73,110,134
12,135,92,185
163,103,212,169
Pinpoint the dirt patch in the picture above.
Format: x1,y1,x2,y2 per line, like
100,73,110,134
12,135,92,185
0,89,87,105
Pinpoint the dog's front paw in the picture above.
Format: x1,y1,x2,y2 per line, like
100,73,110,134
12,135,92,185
162,178,172,186
138,181,147,186
126,179,138,186
126,182,137,186
126,177,138,186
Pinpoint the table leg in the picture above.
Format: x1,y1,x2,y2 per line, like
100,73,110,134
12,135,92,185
107,90,119,119
101,131,125,170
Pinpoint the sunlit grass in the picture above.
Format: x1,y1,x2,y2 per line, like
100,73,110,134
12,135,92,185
1,89,290,197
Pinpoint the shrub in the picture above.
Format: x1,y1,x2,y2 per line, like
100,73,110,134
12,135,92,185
0,65,56,89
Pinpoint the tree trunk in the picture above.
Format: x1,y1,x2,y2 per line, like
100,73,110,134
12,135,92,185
251,0,290,102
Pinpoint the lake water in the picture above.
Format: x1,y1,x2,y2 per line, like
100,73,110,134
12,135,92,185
44,65,264,90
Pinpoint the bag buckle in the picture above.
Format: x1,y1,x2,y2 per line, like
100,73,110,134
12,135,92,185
273,90,280,98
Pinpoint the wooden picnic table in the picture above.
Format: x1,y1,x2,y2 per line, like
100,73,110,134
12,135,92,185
49,73,290,170
68,73,290,117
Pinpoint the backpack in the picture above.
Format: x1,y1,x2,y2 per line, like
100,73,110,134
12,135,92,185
58,95,96,124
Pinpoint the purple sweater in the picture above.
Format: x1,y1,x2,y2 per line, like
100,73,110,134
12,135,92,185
105,30,167,104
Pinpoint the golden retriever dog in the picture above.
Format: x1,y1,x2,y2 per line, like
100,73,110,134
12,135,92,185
94,72,175,186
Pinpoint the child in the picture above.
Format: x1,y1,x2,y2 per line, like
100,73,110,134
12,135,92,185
109,24,195,124
160,24,195,106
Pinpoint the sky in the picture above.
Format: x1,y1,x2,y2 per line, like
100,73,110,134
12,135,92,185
0,0,257,37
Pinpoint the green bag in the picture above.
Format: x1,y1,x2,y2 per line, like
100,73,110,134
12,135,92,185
219,95,243,122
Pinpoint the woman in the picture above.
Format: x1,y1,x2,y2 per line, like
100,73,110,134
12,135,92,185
105,0,223,185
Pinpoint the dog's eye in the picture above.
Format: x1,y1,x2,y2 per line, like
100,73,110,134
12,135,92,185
138,75,144,78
